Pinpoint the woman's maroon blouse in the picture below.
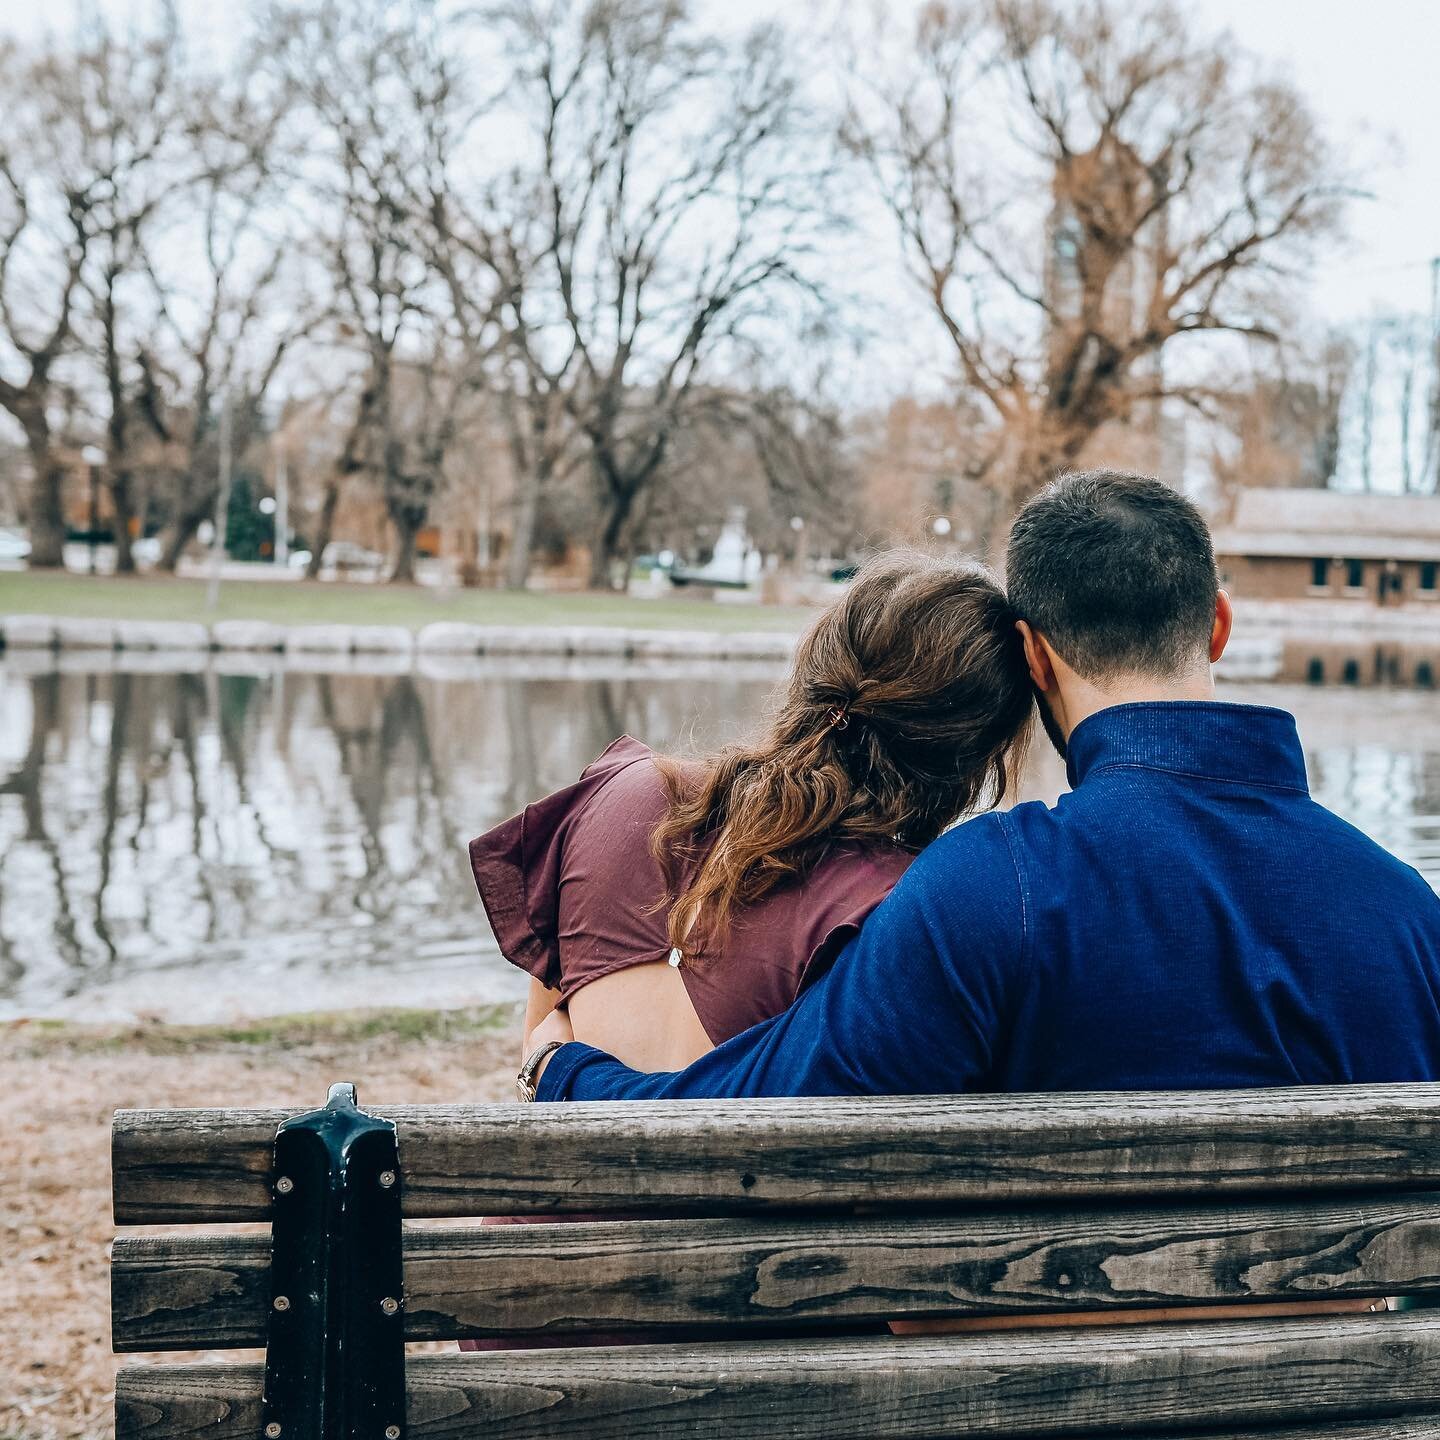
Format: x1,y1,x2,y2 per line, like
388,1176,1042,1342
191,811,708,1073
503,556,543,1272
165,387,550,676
469,735,912,1045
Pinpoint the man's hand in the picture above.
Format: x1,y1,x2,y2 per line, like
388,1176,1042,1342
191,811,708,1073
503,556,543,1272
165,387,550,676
526,1005,575,1086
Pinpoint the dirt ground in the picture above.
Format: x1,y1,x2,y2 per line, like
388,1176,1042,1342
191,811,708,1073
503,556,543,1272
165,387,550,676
0,1008,522,1440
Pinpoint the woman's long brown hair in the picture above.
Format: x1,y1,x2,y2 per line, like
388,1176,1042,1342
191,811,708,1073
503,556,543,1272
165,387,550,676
650,549,1033,955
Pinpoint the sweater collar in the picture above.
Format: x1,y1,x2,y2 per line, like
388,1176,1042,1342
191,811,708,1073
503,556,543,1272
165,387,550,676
1065,701,1309,793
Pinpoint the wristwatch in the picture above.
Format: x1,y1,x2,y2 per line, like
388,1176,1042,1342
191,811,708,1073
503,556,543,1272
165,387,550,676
515,1040,566,1103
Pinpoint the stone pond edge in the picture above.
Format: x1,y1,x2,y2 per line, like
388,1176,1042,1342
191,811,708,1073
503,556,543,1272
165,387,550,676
6,603,1433,676
0,613,802,661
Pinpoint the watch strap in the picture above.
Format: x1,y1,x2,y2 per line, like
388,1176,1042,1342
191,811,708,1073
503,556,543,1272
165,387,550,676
516,1040,566,1102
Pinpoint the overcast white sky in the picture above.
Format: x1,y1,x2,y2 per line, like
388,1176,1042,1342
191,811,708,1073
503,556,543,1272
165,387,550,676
1191,0,1440,321
5,0,1438,324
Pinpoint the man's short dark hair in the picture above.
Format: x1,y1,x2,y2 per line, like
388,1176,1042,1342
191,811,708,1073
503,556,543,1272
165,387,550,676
1005,469,1218,681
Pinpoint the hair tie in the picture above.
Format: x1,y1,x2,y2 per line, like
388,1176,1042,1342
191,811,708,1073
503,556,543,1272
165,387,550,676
827,706,850,731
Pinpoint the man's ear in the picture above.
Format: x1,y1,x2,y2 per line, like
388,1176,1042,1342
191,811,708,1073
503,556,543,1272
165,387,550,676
1016,619,1056,692
1210,590,1234,664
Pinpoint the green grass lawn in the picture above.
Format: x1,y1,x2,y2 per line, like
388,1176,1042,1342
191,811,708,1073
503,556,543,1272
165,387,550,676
0,570,812,633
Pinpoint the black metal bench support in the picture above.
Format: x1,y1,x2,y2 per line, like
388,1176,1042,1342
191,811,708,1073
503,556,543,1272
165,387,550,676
262,1082,405,1440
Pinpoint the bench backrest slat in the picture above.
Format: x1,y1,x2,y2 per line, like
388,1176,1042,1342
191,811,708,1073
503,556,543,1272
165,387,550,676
113,1311,1440,1440
111,1083,1440,1224
111,1191,1440,1351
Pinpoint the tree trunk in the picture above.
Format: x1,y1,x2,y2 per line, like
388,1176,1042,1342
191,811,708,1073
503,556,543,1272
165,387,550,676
110,468,138,574
159,506,206,573
1005,423,1093,509
505,471,541,591
306,477,341,579
390,516,419,584
23,422,68,569
385,460,431,585
587,491,633,590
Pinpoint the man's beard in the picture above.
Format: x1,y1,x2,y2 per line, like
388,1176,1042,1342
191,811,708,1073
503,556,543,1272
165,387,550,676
1034,689,1068,761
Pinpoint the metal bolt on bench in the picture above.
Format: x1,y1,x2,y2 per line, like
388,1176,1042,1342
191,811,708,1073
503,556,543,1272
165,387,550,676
261,1082,405,1440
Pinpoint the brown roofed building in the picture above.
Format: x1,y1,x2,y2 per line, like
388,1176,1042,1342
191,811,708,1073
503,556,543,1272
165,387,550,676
1213,489,1440,608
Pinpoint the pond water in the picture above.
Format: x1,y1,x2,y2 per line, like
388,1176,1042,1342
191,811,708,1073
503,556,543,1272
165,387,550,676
2,654,1438,1021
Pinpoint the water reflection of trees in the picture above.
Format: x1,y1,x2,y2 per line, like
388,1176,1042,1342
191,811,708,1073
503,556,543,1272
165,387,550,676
14,661,1430,1013
0,663,778,1011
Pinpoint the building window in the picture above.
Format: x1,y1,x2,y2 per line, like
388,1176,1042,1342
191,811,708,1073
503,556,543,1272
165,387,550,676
1342,658,1360,685
1310,558,1330,589
1422,563,1438,594
1345,559,1365,589
1306,657,1325,684
1419,661,1435,689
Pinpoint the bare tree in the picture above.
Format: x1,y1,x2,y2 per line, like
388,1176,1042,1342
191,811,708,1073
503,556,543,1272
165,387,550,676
1313,332,1354,489
667,381,864,557
848,0,1349,512
146,69,307,570
93,266,175,572
429,181,584,589
266,0,497,583
1343,313,1439,497
1387,315,1438,495
297,376,379,578
1209,336,1354,501
495,341,580,589
0,9,302,573
852,391,1001,551
494,0,831,587
744,387,865,551
0,20,177,567
373,28,567,591
77,15,197,573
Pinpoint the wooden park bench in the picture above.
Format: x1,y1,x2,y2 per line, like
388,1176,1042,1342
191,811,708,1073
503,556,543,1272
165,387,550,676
112,1080,1440,1439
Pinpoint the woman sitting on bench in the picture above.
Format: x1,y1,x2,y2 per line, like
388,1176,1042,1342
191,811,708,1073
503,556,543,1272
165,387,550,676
471,549,1031,1086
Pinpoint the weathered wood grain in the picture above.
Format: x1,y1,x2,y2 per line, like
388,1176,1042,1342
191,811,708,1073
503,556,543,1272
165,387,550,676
112,1192,1440,1350
112,1083,1440,1223
113,1310,1440,1440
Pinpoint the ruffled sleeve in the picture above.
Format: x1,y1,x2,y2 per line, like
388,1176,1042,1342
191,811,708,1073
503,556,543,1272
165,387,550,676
468,736,656,989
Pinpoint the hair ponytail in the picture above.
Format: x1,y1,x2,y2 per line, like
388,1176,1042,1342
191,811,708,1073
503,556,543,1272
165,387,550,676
649,549,1033,956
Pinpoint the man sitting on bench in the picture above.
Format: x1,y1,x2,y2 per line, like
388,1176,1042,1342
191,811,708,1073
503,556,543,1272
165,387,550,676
521,469,1440,1101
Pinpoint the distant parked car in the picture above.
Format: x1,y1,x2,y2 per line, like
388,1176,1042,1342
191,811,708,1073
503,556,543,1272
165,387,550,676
287,549,313,571
0,527,32,565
